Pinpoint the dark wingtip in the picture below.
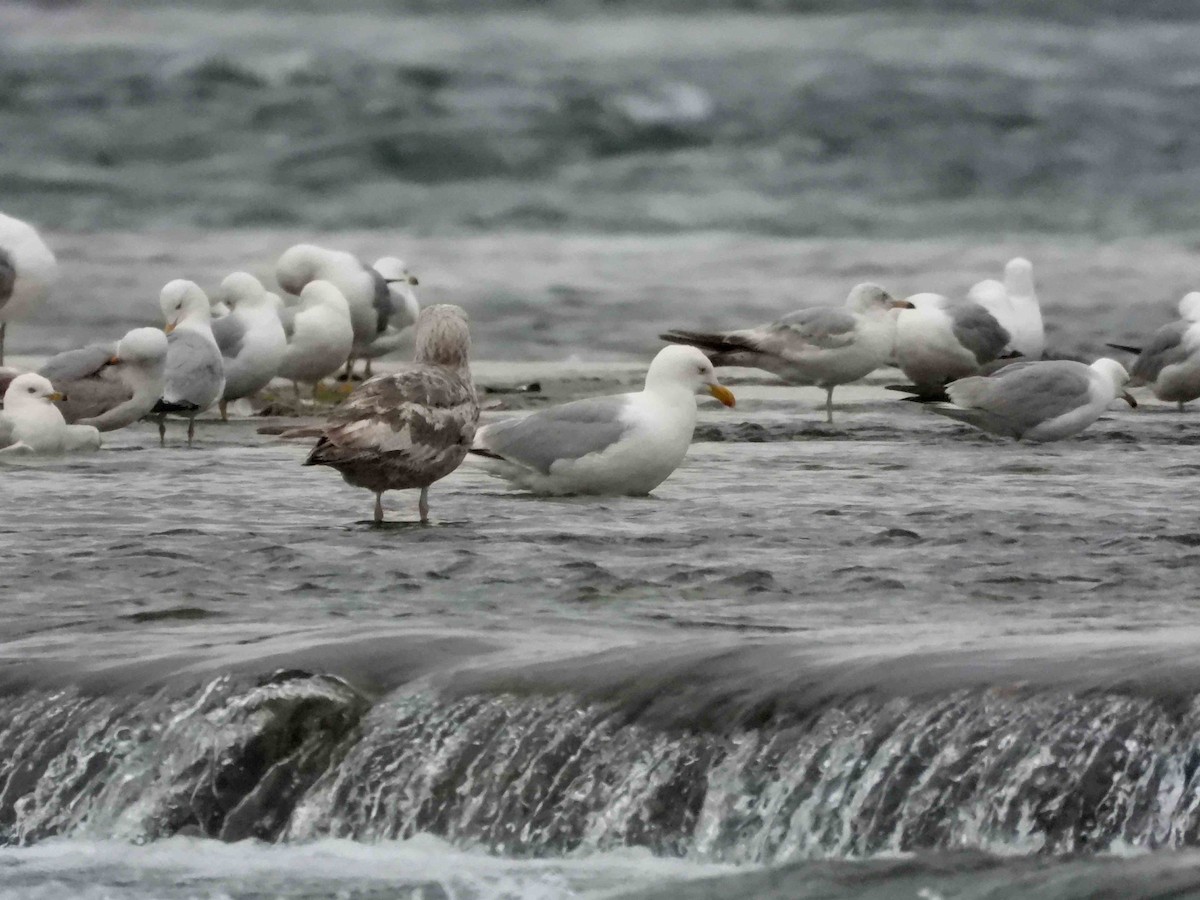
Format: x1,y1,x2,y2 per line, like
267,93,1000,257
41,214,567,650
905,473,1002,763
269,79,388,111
1106,343,1143,355
468,447,504,460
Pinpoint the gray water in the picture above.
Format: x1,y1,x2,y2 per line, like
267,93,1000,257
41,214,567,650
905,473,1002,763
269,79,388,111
8,3,1200,896
7,231,1200,895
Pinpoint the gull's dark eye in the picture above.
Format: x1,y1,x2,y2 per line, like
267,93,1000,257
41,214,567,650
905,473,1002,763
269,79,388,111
28,387,35,393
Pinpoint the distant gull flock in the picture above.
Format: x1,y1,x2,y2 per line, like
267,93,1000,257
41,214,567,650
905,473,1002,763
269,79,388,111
0,209,1181,522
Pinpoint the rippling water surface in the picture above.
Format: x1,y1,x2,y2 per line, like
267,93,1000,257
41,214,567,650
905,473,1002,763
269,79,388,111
4,232,1200,898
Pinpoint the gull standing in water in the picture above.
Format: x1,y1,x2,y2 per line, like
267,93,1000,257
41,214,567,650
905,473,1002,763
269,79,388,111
471,345,734,496
0,373,99,455
927,358,1135,441
152,280,225,447
893,293,1011,397
0,212,58,365
38,327,167,431
661,283,911,422
211,272,288,419
1108,292,1200,411
305,305,478,524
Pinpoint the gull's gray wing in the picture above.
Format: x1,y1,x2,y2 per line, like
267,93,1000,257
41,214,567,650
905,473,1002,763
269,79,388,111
943,361,1093,435
0,411,13,448
38,343,116,385
0,248,14,312
306,364,478,485
474,395,632,475
161,330,223,408
364,263,393,336
769,306,859,350
1130,321,1189,384
211,314,246,359
947,302,1010,364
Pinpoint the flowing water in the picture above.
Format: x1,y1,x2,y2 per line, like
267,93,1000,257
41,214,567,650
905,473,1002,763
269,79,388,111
3,228,1200,897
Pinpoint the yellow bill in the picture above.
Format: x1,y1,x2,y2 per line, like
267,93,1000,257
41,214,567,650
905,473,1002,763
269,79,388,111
164,322,176,334
707,384,736,407
49,391,65,402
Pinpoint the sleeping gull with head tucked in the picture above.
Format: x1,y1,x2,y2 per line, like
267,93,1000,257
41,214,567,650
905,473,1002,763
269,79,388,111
927,358,1135,441
276,280,355,402
151,280,225,447
0,212,58,366
470,344,734,496
0,373,99,455
38,327,167,431
893,293,1011,397
277,243,407,380
967,257,1044,360
1108,292,1200,411
211,272,288,419
661,283,911,423
304,304,478,524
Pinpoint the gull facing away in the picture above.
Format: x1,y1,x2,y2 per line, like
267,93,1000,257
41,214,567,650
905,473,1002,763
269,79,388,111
38,327,167,431
927,358,1135,442
211,272,288,419
0,373,100,455
1108,292,1200,411
0,212,58,365
661,283,912,423
275,280,355,402
893,293,1011,397
151,280,225,447
967,257,1045,360
470,345,735,496
304,304,478,525
276,243,405,379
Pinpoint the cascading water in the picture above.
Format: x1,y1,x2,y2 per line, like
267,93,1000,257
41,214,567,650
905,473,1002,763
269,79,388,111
6,651,1200,867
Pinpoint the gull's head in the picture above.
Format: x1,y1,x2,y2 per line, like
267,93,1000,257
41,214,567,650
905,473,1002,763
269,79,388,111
276,243,335,296
113,327,169,369
1004,257,1035,295
968,278,1007,307
645,344,735,407
300,280,351,317
1178,292,1200,322
5,372,63,408
219,271,270,312
414,304,471,368
845,283,913,315
159,280,210,333
1090,357,1136,407
374,257,419,287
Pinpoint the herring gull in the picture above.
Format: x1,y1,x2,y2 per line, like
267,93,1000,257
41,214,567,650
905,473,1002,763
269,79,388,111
470,344,734,496
151,280,225,447
927,358,1135,441
38,327,167,431
967,257,1044,360
304,304,478,524
661,283,911,422
352,257,422,378
211,272,288,419
0,212,58,366
1108,292,1200,411
0,373,100,455
275,280,355,402
276,243,402,378
893,293,1011,397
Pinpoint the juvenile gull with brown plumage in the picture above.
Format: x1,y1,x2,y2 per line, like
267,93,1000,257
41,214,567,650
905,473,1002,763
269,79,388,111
304,304,478,524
